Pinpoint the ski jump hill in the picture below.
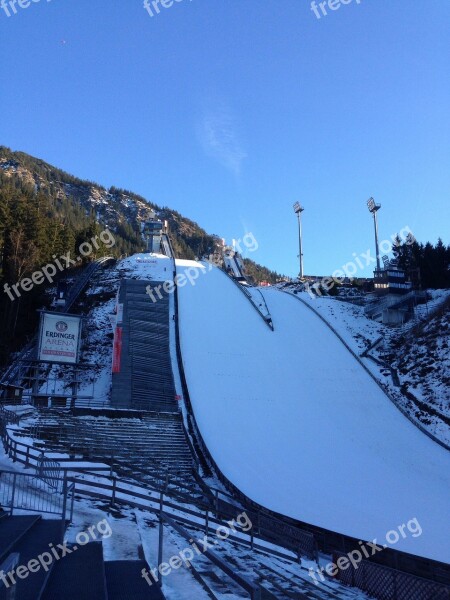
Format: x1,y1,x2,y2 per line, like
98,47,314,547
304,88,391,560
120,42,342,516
173,259,450,565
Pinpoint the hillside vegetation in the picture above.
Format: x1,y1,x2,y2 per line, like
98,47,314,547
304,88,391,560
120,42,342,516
0,146,279,366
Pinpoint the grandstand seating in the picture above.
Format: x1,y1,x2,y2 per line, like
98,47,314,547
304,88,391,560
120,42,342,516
14,410,200,496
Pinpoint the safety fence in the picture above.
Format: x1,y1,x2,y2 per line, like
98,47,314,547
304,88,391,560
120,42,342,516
0,406,21,426
334,551,450,600
0,470,74,529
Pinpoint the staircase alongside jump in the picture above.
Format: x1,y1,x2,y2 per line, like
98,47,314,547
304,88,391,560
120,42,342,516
111,279,178,413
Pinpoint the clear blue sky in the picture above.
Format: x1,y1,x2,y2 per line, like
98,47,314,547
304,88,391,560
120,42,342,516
1,0,448,277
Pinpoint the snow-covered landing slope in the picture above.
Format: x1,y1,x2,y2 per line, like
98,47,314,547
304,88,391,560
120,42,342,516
177,261,450,563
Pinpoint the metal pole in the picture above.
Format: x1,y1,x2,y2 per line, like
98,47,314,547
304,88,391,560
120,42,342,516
297,212,304,279
10,473,17,515
70,484,75,523
373,210,381,271
157,488,164,588
157,472,169,588
61,476,68,543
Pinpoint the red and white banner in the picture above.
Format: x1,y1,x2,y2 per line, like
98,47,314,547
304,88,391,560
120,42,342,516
112,326,123,374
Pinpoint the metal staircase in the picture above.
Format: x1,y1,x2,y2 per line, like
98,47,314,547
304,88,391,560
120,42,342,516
111,279,178,413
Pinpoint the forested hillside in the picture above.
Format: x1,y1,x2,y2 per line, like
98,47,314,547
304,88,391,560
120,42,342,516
0,146,280,366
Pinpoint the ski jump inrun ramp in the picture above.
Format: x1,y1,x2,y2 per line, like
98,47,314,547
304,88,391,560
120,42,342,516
176,260,450,564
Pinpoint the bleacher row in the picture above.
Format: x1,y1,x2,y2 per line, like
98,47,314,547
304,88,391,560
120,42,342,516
14,411,200,494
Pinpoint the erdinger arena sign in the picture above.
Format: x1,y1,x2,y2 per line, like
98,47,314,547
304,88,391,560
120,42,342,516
37,312,82,364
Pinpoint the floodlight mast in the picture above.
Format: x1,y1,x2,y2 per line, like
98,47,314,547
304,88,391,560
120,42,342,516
293,202,305,279
367,197,381,271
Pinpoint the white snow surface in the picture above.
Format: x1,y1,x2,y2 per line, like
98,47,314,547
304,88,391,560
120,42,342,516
176,261,450,564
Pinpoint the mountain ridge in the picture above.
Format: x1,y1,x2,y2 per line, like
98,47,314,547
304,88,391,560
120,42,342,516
0,145,281,365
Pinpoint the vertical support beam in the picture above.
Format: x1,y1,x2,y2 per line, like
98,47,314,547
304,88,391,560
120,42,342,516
373,210,381,271
61,475,68,543
293,202,305,279
157,487,164,588
298,211,304,279
111,477,117,508
10,473,17,515
70,484,75,523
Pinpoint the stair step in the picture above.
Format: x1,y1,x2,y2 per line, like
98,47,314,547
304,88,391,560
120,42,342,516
0,515,41,563
4,518,62,600
41,542,107,600
105,560,165,599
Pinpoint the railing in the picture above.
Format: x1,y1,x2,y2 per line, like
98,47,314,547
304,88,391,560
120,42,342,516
2,411,206,516
0,406,21,426
61,468,309,569
364,290,427,317
64,256,115,312
0,470,74,527
35,453,64,493
334,551,450,600
0,420,112,480
161,512,261,600
0,338,36,388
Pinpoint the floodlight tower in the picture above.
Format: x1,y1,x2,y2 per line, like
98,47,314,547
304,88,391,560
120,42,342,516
293,202,305,279
367,197,382,271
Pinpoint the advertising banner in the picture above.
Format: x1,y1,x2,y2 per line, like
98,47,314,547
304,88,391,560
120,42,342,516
38,312,82,364
112,327,123,374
